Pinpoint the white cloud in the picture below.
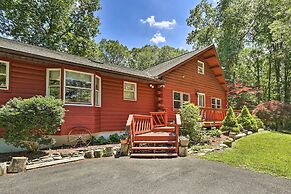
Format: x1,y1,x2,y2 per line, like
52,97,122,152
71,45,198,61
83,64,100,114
150,32,166,44
140,16,176,29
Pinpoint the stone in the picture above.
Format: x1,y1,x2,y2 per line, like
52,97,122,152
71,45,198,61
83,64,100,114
223,140,232,147
197,152,206,156
226,137,234,142
84,150,94,158
229,132,237,139
258,128,265,133
247,131,253,135
0,162,7,176
219,143,229,148
7,157,28,173
179,138,190,147
94,150,103,158
103,147,114,157
178,146,188,157
41,157,54,162
52,155,63,160
235,133,246,140
200,148,214,153
120,143,129,156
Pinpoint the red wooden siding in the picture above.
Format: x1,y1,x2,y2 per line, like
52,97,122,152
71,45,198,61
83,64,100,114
161,55,227,119
0,57,157,136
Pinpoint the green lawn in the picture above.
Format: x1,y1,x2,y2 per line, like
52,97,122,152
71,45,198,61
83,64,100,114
202,131,291,179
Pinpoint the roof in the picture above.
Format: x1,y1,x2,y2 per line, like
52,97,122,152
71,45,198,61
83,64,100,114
0,37,153,80
145,44,214,77
0,37,226,90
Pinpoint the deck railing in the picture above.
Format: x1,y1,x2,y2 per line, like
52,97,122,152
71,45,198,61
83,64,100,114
200,108,227,122
150,112,168,127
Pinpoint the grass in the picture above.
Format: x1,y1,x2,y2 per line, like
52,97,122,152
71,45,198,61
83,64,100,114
202,131,291,179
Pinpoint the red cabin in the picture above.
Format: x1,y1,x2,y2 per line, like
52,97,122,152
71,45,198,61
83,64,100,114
0,38,227,154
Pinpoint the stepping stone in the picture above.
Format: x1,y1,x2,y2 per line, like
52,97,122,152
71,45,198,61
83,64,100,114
7,157,28,173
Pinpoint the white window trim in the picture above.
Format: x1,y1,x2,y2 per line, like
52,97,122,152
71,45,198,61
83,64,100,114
46,68,61,98
95,75,101,107
197,60,205,75
0,60,9,90
211,97,222,109
123,81,137,101
64,69,94,106
197,92,206,107
173,91,190,110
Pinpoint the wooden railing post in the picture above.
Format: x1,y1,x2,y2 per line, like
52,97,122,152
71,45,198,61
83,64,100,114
175,114,181,153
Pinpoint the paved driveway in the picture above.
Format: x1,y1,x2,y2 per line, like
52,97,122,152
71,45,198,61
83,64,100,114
0,157,290,194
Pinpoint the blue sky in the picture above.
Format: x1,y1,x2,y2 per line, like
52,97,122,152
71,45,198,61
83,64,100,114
95,0,201,50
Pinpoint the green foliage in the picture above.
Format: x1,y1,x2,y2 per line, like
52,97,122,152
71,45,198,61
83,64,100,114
108,133,121,144
237,106,258,132
220,107,240,133
254,116,265,129
191,144,212,152
0,96,65,152
96,136,107,145
207,127,222,137
0,0,101,58
187,0,291,104
179,102,203,143
98,39,130,67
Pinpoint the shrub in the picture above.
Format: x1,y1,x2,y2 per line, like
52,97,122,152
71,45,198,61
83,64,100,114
108,133,121,144
96,136,107,145
253,101,291,131
179,102,203,142
220,107,240,133
254,116,265,129
237,106,258,132
0,96,65,152
207,127,222,137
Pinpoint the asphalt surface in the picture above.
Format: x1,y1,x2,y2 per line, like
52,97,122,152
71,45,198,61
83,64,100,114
0,157,290,194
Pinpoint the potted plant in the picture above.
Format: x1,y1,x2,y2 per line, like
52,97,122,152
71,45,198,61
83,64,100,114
120,127,130,156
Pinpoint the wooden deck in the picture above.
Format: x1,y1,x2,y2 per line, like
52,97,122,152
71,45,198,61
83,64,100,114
126,112,180,158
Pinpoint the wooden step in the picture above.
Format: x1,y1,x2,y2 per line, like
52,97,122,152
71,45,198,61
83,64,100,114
132,146,176,150
131,153,178,157
133,140,176,144
134,132,176,141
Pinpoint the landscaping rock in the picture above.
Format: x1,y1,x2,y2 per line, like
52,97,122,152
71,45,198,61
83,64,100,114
258,128,265,133
178,146,188,157
7,157,28,173
229,132,237,139
179,138,189,147
52,155,63,160
94,150,103,158
0,162,7,176
219,143,229,148
247,131,253,135
61,153,71,158
235,133,246,140
103,147,114,157
84,150,94,158
223,140,233,147
200,148,214,153
197,152,206,156
41,157,54,162
120,143,129,156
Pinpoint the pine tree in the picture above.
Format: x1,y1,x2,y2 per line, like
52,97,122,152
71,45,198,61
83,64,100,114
237,106,258,132
220,107,240,133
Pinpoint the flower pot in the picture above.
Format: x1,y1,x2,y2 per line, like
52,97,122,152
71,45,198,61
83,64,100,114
179,138,189,147
120,139,128,144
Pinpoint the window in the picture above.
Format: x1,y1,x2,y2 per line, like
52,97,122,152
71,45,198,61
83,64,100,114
197,93,205,107
173,91,190,109
211,97,222,109
197,60,204,75
64,70,93,105
46,69,61,98
0,60,9,90
124,81,137,101
95,76,101,106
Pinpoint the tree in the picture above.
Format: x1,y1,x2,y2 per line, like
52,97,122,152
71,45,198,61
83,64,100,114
237,106,257,132
0,96,65,152
220,107,240,133
0,0,101,58
98,39,130,67
186,0,291,105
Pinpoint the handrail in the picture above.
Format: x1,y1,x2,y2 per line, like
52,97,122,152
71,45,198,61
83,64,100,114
150,112,168,127
200,108,227,122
